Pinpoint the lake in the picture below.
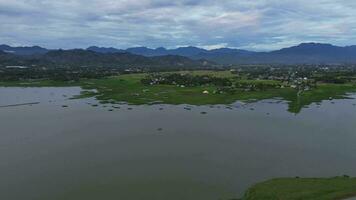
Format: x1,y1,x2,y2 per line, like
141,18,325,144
1,87,356,200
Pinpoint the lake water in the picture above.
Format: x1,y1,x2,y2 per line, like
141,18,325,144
1,87,356,200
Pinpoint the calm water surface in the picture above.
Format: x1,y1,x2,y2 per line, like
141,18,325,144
1,87,356,200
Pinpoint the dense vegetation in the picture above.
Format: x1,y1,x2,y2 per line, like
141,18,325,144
242,177,356,200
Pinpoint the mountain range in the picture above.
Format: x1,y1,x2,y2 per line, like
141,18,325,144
2,43,356,65
0,44,49,55
0,48,212,69
87,46,254,59
89,43,356,64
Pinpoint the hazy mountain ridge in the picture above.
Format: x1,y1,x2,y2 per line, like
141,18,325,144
3,43,356,65
86,43,356,64
88,46,209,57
0,44,49,55
87,46,126,54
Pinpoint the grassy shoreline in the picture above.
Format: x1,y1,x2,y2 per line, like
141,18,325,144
241,177,356,200
1,71,356,113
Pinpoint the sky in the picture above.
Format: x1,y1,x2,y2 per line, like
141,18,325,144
1,0,356,51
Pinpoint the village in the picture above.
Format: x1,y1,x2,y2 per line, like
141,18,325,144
139,65,352,95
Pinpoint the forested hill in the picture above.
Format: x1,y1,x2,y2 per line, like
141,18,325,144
0,49,214,69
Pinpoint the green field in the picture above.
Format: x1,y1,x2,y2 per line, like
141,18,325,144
242,177,356,200
78,73,290,105
77,72,356,113
1,71,356,113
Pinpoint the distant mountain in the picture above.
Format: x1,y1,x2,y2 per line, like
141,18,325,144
3,43,356,65
125,47,166,57
0,44,49,55
41,49,151,67
255,43,356,64
0,49,213,69
273,43,344,55
86,46,209,57
87,46,125,54
169,46,208,57
193,48,255,64
124,46,208,57
194,43,356,64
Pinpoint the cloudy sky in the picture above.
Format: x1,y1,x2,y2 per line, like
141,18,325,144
1,0,356,51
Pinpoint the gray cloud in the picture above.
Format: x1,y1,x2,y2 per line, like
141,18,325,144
1,0,356,50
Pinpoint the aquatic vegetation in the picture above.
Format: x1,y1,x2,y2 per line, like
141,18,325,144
1,71,356,114
77,73,356,114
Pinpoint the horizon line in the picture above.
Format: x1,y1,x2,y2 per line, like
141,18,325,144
1,42,356,52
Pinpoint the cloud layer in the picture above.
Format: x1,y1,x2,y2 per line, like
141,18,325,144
1,0,356,50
